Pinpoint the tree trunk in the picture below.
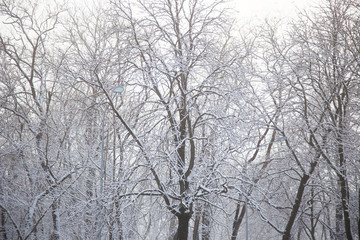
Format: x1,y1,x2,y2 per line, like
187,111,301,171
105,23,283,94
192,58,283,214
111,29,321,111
335,193,343,239
114,200,123,240
338,173,353,240
337,134,353,240
201,205,211,240
231,203,246,240
50,198,60,240
0,206,6,240
309,186,316,240
282,174,310,240
192,212,200,240
176,210,192,240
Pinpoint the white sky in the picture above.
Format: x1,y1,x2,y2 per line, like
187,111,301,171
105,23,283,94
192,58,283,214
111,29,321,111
0,0,316,35
233,0,315,21
69,0,315,21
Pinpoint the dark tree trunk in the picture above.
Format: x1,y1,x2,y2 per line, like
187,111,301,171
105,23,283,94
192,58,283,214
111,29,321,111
282,174,310,240
337,133,353,240
231,203,246,240
309,186,316,240
335,193,343,238
338,173,353,240
0,206,6,240
176,209,192,240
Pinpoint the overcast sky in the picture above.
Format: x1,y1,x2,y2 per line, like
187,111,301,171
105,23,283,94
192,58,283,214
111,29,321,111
234,0,315,21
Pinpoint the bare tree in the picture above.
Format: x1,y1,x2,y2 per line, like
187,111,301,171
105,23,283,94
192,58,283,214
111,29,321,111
249,0,360,239
101,0,244,239
0,0,76,239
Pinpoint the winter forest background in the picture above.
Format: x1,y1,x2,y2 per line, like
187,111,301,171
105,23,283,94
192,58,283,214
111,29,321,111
0,0,359,239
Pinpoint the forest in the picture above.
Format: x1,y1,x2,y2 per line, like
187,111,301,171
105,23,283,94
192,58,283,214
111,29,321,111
0,0,359,239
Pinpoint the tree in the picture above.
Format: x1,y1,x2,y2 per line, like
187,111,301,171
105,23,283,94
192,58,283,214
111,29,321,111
0,0,76,239
2,0,359,239
249,0,360,239
99,0,244,238
286,1,360,238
